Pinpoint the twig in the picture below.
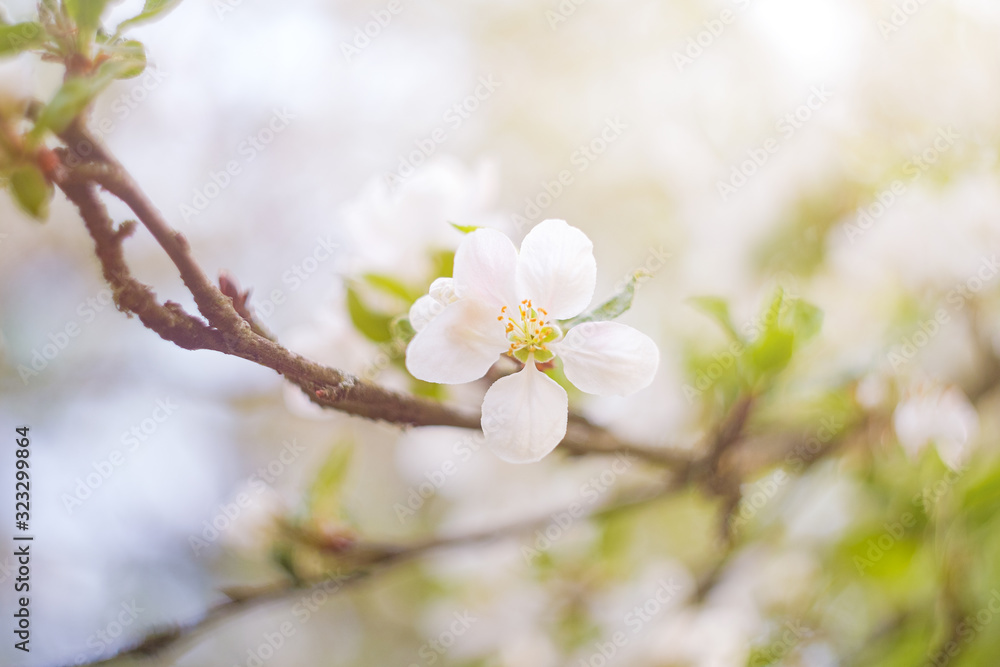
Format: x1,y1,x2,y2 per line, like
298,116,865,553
59,481,682,667
49,121,692,466
219,270,276,340
60,570,377,667
57,178,230,353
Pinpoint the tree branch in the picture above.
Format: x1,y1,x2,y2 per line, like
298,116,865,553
58,480,682,667
57,177,230,353
50,121,689,465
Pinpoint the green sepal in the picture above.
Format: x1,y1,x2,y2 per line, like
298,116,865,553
450,221,481,234
390,314,416,345
561,270,646,329
115,0,185,35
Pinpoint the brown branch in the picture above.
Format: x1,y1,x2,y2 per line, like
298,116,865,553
59,567,380,667
57,178,230,353
684,395,755,503
75,157,248,334
219,270,276,340
49,120,689,464
59,481,682,667
562,413,694,467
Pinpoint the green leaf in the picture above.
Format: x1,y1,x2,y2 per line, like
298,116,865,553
8,164,53,220
959,462,1000,528
430,249,455,283
561,270,646,329
689,296,741,342
94,52,145,81
450,221,481,234
593,513,635,577
346,285,394,343
307,443,353,522
65,0,111,32
362,272,418,303
34,77,103,135
748,327,794,378
746,289,793,378
115,0,185,35
0,22,46,57
32,58,135,136
100,39,147,79
410,377,446,400
270,542,301,584
745,292,823,383
786,298,823,341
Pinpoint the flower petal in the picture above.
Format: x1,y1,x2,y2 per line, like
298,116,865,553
410,279,460,332
481,364,568,463
428,277,458,305
894,385,979,470
555,321,659,396
453,228,518,309
516,219,596,319
409,294,444,333
892,400,932,461
405,299,508,384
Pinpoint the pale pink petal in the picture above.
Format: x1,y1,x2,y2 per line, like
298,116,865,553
555,321,659,396
453,228,518,309
516,219,596,319
893,385,979,470
405,299,508,384
409,295,444,333
481,364,568,463
428,277,458,305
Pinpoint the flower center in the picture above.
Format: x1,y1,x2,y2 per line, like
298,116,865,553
499,299,561,364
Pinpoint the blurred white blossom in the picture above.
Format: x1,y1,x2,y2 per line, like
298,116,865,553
342,156,507,281
893,381,979,470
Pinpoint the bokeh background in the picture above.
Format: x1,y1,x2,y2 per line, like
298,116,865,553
3,0,1000,665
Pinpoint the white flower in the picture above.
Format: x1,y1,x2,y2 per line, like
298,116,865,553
405,219,660,464
341,157,507,281
893,382,979,470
